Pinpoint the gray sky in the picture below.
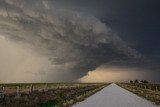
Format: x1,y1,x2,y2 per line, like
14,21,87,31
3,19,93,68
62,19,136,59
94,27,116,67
0,0,160,82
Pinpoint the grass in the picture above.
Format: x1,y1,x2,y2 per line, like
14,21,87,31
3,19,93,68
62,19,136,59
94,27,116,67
118,83,160,105
0,83,109,107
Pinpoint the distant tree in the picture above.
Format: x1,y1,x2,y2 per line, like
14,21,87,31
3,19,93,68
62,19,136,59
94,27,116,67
142,80,149,83
140,80,144,83
134,80,139,83
130,80,133,83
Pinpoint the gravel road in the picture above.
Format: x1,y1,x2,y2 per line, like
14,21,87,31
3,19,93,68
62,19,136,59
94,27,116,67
73,83,159,107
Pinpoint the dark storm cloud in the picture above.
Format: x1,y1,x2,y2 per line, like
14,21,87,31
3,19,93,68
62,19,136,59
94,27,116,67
1,0,158,82
60,0,160,74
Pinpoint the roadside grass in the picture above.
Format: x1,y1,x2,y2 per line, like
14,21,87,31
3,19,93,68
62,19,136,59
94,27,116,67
0,83,109,107
118,83,160,105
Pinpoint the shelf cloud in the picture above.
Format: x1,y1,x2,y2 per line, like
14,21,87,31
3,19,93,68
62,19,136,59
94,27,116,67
0,0,146,82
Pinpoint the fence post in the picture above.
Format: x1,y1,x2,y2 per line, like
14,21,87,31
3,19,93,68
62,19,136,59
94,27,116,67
0,86,4,98
16,86,20,97
156,86,158,91
29,84,33,94
2,86,5,91
45,83,48,91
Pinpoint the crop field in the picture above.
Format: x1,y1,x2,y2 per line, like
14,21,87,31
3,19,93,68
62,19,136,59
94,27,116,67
0,83,109,107
118,83,160,105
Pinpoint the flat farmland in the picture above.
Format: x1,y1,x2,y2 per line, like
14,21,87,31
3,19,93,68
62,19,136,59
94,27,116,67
0,83,159,107
0,83,108,107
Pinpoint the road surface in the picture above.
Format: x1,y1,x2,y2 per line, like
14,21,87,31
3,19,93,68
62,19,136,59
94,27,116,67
73,83,158,107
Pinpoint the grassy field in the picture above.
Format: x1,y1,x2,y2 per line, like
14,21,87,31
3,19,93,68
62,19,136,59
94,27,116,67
0,83,109,107
118,83,160,105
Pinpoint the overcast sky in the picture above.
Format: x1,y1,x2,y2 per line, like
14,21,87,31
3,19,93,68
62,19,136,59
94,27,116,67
0,0,160,83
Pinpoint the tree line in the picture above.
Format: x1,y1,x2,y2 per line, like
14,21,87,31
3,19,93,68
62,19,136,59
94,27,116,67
130,80,149,84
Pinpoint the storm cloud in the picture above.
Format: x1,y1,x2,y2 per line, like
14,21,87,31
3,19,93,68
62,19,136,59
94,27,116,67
0,0,144,82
